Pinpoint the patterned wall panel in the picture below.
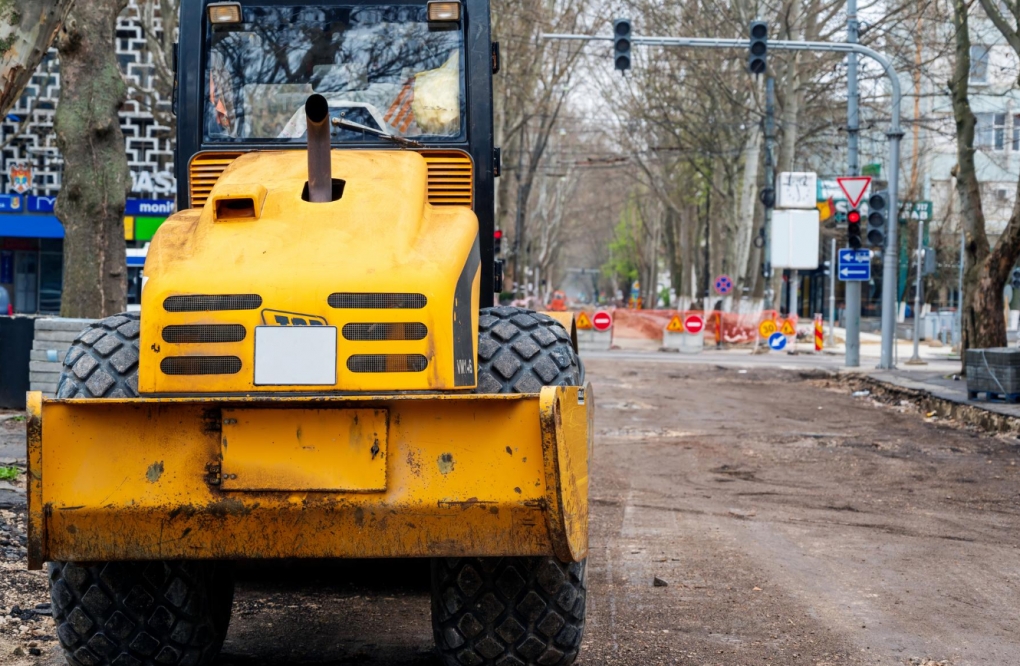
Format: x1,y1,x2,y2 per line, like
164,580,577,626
0,0,176,201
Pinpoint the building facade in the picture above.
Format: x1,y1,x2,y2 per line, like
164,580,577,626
0,1,175,313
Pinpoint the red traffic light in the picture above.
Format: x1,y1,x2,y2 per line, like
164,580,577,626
847,210,861,224
494,229,503,239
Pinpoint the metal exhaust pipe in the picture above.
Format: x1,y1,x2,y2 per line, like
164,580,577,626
305,94,332,203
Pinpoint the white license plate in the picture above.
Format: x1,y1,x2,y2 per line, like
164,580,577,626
254,326,337,385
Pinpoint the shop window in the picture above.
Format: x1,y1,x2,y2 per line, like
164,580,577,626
39,252,62,314
14,252,37,313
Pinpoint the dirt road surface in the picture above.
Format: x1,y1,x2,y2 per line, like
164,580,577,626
2,360,1019,665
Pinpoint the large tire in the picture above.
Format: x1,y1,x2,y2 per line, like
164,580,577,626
431,306,587,666
475,306,582,393
431,557,586,666
56,312,141,398
49,561,234,666
50,314,234,666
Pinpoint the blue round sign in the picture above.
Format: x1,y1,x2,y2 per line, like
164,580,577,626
714,274,734,296
768,332,787,351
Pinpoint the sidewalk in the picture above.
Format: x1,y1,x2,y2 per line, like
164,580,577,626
866,368,1020,421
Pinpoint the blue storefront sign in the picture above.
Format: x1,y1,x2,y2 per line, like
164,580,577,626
125,199,174,216
0,194,22,212
28,195,56,213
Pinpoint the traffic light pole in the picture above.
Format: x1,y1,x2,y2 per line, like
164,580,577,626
542,32,904,369
844,0,861,367
763,76,775,310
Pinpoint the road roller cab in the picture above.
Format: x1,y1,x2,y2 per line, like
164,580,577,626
28,3,592,666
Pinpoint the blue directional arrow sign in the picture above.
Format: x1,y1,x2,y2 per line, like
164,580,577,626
838,248,871,281
768,332,787,351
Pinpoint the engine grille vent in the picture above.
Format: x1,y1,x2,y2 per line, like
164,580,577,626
187,150,470,209
160,356,242,375
342,323,427,341
422,151,473,207
162,324,247,344
347,354,428,373
189,151,246,207
163,294,262,312
328,293,427,309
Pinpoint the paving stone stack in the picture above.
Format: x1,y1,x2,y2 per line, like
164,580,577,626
29,318,96,397
965,347,1020,398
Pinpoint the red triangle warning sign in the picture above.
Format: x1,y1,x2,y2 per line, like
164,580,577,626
576,312,593,330
780,319,796,336
836,176,872,208
665,314,684,332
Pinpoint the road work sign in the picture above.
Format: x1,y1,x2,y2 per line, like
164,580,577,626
575,312,593,330
684,314,705,334
592,310,613,331
665,314,684,332
759,320,778,338
779,319,796,336
838,248,871,281
768,332,787,351
836,176,872,208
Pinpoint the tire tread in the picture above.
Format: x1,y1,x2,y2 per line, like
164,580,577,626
56,313,141,399
432,307,586,666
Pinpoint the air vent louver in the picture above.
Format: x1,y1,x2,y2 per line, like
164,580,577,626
347,354,428,373
328,293,427,309
342,323,427,341
160,356,242,375
163,295,262,312
162,325,247,344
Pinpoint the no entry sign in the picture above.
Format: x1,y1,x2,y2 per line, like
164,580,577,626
592,310,613,332
684,314,704,334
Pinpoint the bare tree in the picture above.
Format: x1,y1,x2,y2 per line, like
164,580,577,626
129,0,179,135
492,0,606,295
949,0,1020,353
0,0,72,117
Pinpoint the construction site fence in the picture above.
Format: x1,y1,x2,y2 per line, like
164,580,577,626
574,309,800,346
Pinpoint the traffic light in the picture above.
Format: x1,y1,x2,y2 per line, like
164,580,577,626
1011,267,1020,289
847,208,862,250
613,18,632,72
494,229,503,255
867,190,888,247
748,21,768,74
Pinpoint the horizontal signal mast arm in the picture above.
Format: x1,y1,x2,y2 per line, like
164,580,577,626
540,33,900,133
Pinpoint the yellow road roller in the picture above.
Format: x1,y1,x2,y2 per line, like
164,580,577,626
26,2,592,665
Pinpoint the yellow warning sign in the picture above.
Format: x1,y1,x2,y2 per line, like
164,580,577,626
665,314,684,333
780,318,796,336
758,320,777,338
576,312,593,330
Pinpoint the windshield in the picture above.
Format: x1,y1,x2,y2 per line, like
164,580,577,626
204,5,464,142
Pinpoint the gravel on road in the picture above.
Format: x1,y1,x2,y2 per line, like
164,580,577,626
1,361,1018,665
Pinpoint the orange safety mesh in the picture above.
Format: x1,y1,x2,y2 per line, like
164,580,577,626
585,308,800,345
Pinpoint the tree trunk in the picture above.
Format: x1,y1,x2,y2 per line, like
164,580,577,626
949,0,1001,357
54,0,130,318
662,207,680,308
0,0,72,118
734,123,762,304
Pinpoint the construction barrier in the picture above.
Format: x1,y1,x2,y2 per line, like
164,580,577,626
611,308,796,346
